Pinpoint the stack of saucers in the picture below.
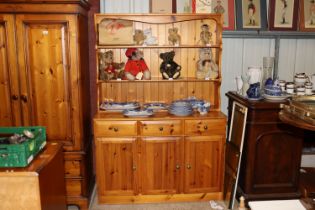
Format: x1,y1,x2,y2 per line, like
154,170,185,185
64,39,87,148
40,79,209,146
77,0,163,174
168,101,193,116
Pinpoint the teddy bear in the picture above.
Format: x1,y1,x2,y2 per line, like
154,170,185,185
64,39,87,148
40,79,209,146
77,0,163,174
168,28,181,45
133,29,146,45
159,51,181,79
143,28,157,45
124,48,151,80
199,24,212,46
196,48,219,80
98,50,125,80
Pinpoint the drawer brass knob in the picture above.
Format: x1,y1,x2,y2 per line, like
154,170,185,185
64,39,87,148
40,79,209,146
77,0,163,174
113,127,119,132
132,165,137,171
186,164,192,170
204,125,208,130
176,164,180,170
159,127,163,131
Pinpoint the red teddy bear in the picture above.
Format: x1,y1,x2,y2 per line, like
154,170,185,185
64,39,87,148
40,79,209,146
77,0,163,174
124,48,151,80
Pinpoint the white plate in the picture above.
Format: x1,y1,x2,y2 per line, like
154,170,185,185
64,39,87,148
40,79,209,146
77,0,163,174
263,94,291,101
123,110,154,117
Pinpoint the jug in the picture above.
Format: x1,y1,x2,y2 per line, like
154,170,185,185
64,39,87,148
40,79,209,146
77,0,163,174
235,76,243,95
310,74,315,90
241,74,250,96
247,66,262,84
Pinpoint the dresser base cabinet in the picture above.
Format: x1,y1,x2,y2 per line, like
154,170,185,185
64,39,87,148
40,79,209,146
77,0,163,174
94,112,226,204
226,92,303,201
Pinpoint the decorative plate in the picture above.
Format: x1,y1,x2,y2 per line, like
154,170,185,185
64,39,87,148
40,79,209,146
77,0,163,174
263,94,291,101
123,109,154,117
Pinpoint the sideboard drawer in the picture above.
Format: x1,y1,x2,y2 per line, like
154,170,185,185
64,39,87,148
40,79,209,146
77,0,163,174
94,120,137,137
185,119,226,136
140,120,181,136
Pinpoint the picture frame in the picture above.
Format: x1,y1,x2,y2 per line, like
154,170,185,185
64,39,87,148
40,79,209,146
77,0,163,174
150,0,176,13
236,0,268,30
98,19,134,45
299,0,315,31
176,0,193,13
223,102,248,210
211,0,235,30
269,0,299,31
194,0,213,13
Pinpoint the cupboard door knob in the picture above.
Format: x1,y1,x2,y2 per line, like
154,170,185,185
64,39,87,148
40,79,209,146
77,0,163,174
186,164,192,170
204,125,208,130
132,165,137,171
21,95,28,103
11,95,19,100
176,164,180,170
159,127,163,131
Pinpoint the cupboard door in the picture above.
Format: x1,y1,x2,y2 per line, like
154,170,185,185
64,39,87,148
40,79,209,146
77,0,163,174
140,137,182,194
15,15,81,150
184,136,224,193
0,15,21,126
96,138,138,196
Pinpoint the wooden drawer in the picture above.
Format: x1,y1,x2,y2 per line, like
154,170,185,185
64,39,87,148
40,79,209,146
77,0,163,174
65,160,81,177
65,178,83,196
140,120,181,136
94,120,137,137
185,119,226,136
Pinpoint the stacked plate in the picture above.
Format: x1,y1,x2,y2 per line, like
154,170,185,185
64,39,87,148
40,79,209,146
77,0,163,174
100,102,140,112
143,102,168,112
123,109,154,117
168,101,193,116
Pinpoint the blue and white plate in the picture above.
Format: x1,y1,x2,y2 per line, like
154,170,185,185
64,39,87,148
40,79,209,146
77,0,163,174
123,109,154,117
100,102,140,112
143,103,168,111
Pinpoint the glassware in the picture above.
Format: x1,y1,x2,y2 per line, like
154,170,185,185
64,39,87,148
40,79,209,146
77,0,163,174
262,57,274,90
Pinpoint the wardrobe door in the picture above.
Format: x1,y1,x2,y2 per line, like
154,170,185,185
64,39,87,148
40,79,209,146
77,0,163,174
0,14,21,126
15,14,81,150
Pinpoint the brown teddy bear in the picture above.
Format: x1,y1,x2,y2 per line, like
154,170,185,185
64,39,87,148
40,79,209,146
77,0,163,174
98,50,125,80
168,28,181,45
199,24,212,46
196,48,218,80
133,29,146,45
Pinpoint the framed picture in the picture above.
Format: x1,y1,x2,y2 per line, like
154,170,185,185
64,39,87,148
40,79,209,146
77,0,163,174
98,19,134,45
150,0,176,13
223,102,248,210
299,0,315,31
212,0,235,30
269,0,299,31
176,0,192,13
194,0,213,13
236,0,268,30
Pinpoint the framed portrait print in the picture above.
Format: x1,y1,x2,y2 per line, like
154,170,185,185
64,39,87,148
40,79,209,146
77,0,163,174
299,0,315,31
150,0,176,13
176,0,192,13
269,0,299,31
212,0,235,30
194,0,213,13
236,0,268,30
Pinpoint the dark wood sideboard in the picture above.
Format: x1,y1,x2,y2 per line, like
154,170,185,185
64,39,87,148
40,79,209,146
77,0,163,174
226,91,304,201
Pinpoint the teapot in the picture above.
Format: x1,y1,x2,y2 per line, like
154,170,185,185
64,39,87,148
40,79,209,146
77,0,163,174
247,66,262,84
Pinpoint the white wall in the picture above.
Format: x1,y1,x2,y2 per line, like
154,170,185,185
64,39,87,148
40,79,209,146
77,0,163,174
100,0,315,114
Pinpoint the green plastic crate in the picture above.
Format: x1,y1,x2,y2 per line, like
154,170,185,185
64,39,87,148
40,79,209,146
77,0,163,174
0,126,46,167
